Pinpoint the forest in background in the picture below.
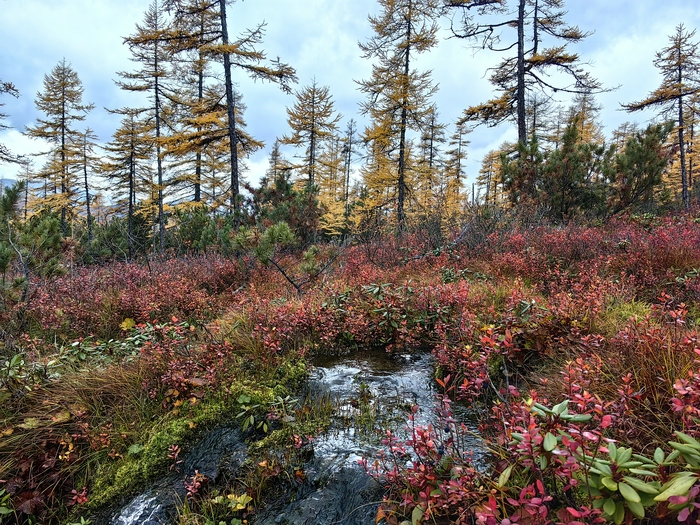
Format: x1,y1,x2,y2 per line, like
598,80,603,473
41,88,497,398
0,0,698,260
3,1,700,525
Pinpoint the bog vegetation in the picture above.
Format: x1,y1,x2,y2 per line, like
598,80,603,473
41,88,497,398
2,1,700,524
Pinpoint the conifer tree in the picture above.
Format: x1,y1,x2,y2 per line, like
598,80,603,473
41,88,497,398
316,134,347,237
119,0,172,252
77,128,98,242
540,115,607,221
281,80,341,189
609,122,673,214
0,79,20,165
477,149,505,205
415,107,446,216
358,0,440,232
164,0,296,215
163,0,222,202
101,109,155,259
623,24,700,208
341,119,358,222
448,0,601,145
25,60,93,236
443,121,470,214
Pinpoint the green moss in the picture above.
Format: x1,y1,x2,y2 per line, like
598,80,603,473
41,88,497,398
87,357,309,510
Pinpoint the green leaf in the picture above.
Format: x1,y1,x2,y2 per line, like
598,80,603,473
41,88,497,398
543,432,557,452
669,442,700,456
618,482,641,503
654,448,665,464
618,461,644,469
654,474,699,502
566,414,593,422
627,499,645,519
429,488,443,497
539,454,548,469
607,442,618,461
595,462,613,477
628,469,658,477
676,432,700,449
666,450,681,463
614,500,625,525
616,447,632,465
601,476,618,491
552,400,568,415
603,498,616,516
497,465,513,488
412,505,424,525
623,476,660,495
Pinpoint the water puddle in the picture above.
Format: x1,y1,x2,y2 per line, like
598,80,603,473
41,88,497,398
104,350,483,525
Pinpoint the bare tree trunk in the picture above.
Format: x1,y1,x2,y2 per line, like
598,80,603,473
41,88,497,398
397,0,413,233
219,0,240,217
516,0,527,145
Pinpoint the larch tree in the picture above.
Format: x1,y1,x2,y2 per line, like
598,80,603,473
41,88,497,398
163,0,222,203
341,119,358,222
477,149,506,205
443,120,470,215
281,80,342,190
358,0,441,232
101,109,155,260
216,0,296,214
164,0,296,215
76,128,98,242
447,0,601,145
0,79,20,165
163,82,263,211
623,24,700,209
415,107,446,216
25,60,93,236
118,0,172,252
316,134,347,237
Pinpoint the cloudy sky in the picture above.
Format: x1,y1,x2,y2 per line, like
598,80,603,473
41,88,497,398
1,0,699,190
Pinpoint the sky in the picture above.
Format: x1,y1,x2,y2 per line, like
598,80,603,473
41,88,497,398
1,0,700,192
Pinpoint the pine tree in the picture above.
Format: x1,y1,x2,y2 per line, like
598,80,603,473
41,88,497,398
623,24,700,208
25,60,93,236
0,79,20,165
540,115,607,221
609,122,674,214
281,80,341,189
448,0,601,145
358,0,440,232
118,0,172,252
